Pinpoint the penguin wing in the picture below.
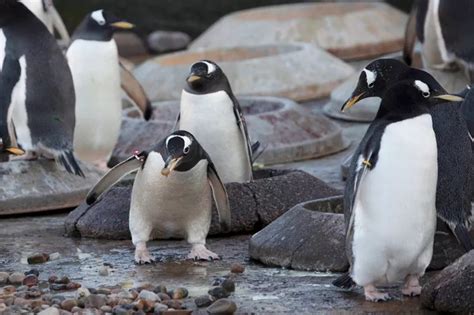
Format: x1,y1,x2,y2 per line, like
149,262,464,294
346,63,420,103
86,151,148,205
49,5,70,42
120,62,153,121
207,162,231,232
403,1,418,66
230,94,254,177
460,87,474,142
0,55,21,149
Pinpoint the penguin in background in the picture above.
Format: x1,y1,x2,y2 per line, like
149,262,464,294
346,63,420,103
0,0,83,176
86,130,231,263
20,0,70,43
340,59,473,252
335,79,463,301
67,10,152,169
176,60,254,183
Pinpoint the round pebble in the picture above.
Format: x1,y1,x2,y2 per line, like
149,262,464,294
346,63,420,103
0,272,9,285
138,289,159,302
8,272,25,285
230,263,245,274
194,295,213,308
23,275,39,287
85,294,107,309
172,288,188,300
98,266,109,277
27,253,50,265
208,287,230,299
60,299,77,312
48,253,61,261
207,298,237,315
221,279,235,293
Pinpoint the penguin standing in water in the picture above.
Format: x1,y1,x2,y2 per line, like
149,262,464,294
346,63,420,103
67,10,152,168
335,79,462,301
176,60,254,183
0,0,83,176
340,59,473,252
86,130,231,263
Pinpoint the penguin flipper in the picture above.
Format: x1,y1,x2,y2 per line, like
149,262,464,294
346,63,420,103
230,95,254,179
332,272,356,289
403,1,418,66
207,162,231,232
86,151,147,205
49,4,70,42
119,62,153,121
0,55,21,152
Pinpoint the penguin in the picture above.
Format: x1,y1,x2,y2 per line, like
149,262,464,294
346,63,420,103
67,10,152,168
0,0,83,176
335,79,464,301
86,130,231,263
176,60,253,183
341,59,473,252
20,0,70,43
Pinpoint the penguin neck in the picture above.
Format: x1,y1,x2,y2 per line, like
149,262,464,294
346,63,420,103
375,100,430,122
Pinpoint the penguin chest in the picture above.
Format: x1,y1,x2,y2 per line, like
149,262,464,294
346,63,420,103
180,90,251,183
130,152,212,239
352,114,438,284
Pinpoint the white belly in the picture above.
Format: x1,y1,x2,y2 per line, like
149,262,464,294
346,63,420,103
129,153,212,240
352,114,438,285
179,90,251,183
68,39,122,163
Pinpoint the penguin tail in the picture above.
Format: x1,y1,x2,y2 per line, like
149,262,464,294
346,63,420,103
57,150,85,177
453,224,474,251
332,273,356,289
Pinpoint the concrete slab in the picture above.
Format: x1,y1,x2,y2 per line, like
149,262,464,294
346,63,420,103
113,96,351,166
190,2,408,61
133,43,354,102
0,160,103,216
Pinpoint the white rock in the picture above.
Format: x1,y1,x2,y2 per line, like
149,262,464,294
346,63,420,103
38,307,60,315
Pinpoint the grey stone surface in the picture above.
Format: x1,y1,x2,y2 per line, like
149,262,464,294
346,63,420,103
0,160,103,216
147,31,191,53
250,197,348,272
113,96,350,167
113,32,149,58
190,3,408,61
421,250,474,313
65,169,341,239
133,43,354,102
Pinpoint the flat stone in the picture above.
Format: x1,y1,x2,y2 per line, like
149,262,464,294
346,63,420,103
207,298,237,315
0,160,103,216
113,96,350,166
190,3,407,61
64,169,341,239
134,43,353,102
147,30,191,53
421,250,474,312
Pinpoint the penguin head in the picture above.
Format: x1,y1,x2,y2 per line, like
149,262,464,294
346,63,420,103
185,60,230,94
161,130,205,176
72,9,134,42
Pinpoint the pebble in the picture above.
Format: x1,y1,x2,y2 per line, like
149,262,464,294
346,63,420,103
230,263,245,274
50,284,67,291
85,294,107,309
75,287,91,299
194,295,213,308
0,272,9,285
221,279,236,293
55,277,70,285
48,276,58,283
25,269,40,277
23,275,39,287
172,288,188,300
49,253,61,261
153,285,167,294
157,292,171,301
208,287,230,299
8,272,25,285
146,30,191,53
3,285,16,295
207,299,237,315
27,253,50,265
138,289,159,302
96,287,112,295
38,307,60,315
100,305,112,312
0,303,6,312
163,299,182,309
98,266,109,277
60,299,77,312
153,302,168,313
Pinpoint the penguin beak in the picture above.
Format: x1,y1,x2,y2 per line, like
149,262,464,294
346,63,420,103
434,94,464,102
161,156,183,177
341,92,366,112
5,147,25,156
111,21,135,30
187,75,201,84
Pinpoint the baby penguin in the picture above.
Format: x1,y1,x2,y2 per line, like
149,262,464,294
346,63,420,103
86,130,231,263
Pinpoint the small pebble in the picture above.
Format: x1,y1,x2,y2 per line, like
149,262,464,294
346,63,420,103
50,284,67,291
153,285,167,294
153,302,168,313
38,306,60,315
138,289,159,302
26,290,42,299
84,294,107,309
0,272,9,285
75,287,91,299
70,306,82,313
27,253,50,265
221,279,235,293
49,253,61,261
207,298,237,315
24,269,40,277
172,288,188,300
23,274,39,287
8,272,25,285
100,305,112,312
98,266,109,277
163,299,182,309
157,293,170,301
48,276,58,283
60,299,77,312
3,285,16,295
194,295,213,308
55,277,70,285
96,287,111,295
230,263,245,274
208,287,230,299
66,282,81,290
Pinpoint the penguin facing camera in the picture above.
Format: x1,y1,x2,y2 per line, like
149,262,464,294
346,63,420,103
334,78,462,301
67,9,153,169
86,130,231,263
0,0,83,176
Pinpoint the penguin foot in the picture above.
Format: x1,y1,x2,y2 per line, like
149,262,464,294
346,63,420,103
187,244,220,261
134,244,155,265
10,150,37,161
401,275,422,297
364,285,391,302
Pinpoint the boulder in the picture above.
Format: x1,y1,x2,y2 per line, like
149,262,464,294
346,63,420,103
421,250,474,313
147,30,191,53
65,169,341,239
114,32,149,57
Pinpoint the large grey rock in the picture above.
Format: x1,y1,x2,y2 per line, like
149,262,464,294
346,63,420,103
113,96,350,167
190,2,407,61
250,197,348,272
65,169,341,239
113,32,148,58
0,160,103,216
421,250,474,313
133,43,354,102
147,30,191,53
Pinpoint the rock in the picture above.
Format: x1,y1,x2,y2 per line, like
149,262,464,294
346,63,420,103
157,293,170,301
147,30,191,53
0,272,9,284
208,287,230,300
422,250,474,312
55,277,70,285
49,253,61,261
221,279,235,293
96,288,112,295
194,295,213,308
60,299,77,312
23,275,39,287
50,284,67,291
75,287,91,299
48,276,58,283
206,298,237,315
153,302,168,313
171,288,188,300
98,266,109,277
28,253,50,265
163,299,182,309
153,285,167,294
230,264,245,274
250,197,348,272
113,32,148,58
84,294,107,309
65,169,341,239
100,305,112,312
38,307,60,315
138,290,159,302
8,272,25,285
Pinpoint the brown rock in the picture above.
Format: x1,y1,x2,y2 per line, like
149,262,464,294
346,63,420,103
23,275,39,287
230,263,245,274
27,253,50,265
60,299,77,312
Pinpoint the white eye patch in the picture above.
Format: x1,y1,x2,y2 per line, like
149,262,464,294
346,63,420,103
166,135,192,153
414,80,430,97
363,68,377,87
202,61,217,74
91,10,106,25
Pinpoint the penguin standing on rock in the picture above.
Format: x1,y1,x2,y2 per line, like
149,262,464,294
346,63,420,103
67,10,152,168
176,60,254,183
341,59,473,251
86,130,231,263
0,0,83,176
335,79,461,301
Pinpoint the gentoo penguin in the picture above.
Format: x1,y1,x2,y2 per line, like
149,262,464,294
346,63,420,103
20,0,70,42
176,60,253,183
335,79,461,301
341,59,473,251
67,10,152,168
86,130,231,263
0,0,83,176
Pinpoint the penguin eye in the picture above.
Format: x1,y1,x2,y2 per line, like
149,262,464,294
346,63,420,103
368,82,375,89
183,146,190,155
98,20,106,26
422,91,430,98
